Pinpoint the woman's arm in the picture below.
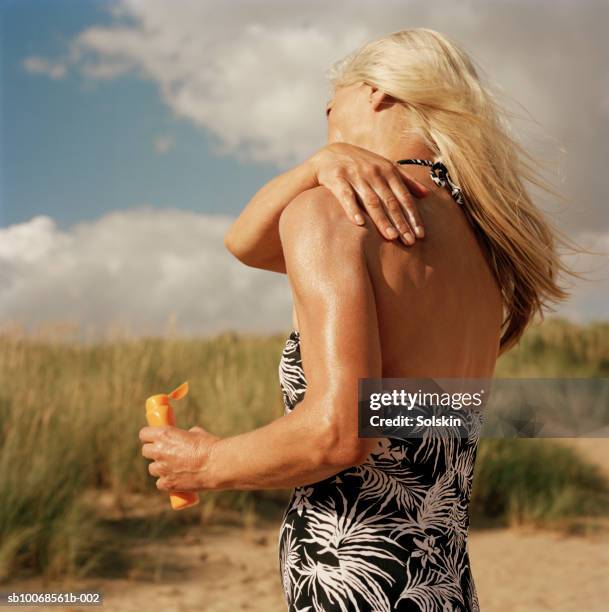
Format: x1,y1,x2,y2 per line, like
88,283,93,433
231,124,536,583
224,143,429,274
223,159,317,273
140,186,384,491
207,186,383,489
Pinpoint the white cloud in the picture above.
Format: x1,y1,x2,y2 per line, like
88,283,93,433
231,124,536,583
0,211,293,341
22,56,67,80
0,213,606,343
65,6,370,167
12,1,608,326
19,1,608,230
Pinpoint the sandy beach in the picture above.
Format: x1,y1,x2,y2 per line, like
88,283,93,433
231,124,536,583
3,437,608,611
5,517,609,612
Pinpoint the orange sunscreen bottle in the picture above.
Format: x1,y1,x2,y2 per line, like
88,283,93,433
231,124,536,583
145,381,200,511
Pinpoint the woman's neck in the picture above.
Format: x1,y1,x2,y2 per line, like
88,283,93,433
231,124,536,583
367,131,436,163
352,132,439,187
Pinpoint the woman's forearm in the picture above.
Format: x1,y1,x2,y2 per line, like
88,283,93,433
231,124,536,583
200,394,367,490
223,158,317,272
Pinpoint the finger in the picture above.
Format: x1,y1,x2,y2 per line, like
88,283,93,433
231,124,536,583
328,177,365,225
351,180,398,240
394,163,431,199
148,461,161,477
400,173,430,198
141,442,157,459
370,178,416,246
156,478,168,491
139,426,162,442
388,170,425,239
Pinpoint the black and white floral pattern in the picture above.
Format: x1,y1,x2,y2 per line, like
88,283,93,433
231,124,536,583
277,329,481,612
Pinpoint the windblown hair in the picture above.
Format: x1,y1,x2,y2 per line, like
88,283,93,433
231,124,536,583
327,28,577,353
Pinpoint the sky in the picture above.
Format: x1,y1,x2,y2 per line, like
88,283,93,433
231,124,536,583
1,0,608,340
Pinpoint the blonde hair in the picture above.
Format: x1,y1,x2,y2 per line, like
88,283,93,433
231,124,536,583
328,28,578,354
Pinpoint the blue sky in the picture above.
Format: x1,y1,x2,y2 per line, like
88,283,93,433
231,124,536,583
0,0,607,337
1,0,281,231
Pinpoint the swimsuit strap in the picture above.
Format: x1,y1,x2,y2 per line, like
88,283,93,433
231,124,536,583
396,158,465,206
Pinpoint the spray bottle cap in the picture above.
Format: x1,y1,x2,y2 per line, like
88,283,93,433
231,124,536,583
145,381,189,413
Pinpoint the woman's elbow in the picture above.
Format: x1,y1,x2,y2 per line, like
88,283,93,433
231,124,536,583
316,419,374,469
224,230,251,265
223,230,240,256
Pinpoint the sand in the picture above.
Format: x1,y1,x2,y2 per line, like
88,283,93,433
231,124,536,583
4,439,608,611
4,520,609,612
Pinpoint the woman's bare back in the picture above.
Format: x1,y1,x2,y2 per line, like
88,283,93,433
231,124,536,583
292,186,503,379
281,180,498,612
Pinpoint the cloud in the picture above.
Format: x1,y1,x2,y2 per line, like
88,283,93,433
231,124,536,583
154,134,175,155
66,8,368,167
25,1,475,167
0,212,606,342
0,211,293,341
19,0,608,234
22,56,67,80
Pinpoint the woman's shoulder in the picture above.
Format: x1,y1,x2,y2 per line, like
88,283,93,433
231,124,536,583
279,185,360,239
283,185,345,219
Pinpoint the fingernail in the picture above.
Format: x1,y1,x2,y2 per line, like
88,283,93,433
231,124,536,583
402,233,415,245
354,213,365,225
415,225,425,238
386,227,398,239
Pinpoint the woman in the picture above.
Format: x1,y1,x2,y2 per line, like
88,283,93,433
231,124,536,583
140,28,571,611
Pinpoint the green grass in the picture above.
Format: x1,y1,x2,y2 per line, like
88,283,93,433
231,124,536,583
471,439,609,527
0,319,608,582
495,317,609,377
0,330,288,582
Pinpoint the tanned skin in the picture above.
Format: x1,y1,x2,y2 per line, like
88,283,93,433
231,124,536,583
139,82,503,493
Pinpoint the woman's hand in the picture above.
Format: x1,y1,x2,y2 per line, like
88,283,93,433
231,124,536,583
139,425,219,492
308,142,428,245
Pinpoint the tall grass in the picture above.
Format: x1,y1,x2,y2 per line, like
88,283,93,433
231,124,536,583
0,319,608,582
471,439,609,527
0,330,287,582
495,317,609,377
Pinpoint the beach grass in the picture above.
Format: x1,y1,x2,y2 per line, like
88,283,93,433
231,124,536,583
0,318,608,582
